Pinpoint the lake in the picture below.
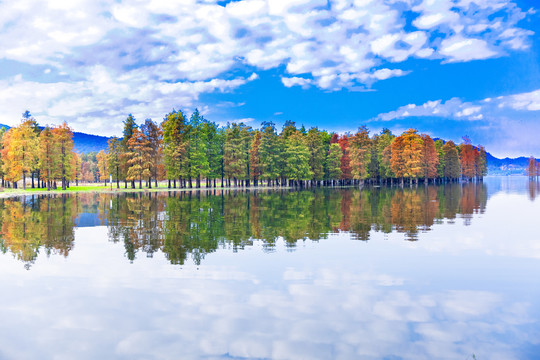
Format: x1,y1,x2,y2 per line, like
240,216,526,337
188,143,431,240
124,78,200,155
0,177,539,360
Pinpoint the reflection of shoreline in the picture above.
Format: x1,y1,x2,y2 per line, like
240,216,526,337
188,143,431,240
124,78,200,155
0,176,529,201
0,184,327,199
0,183,489,268
0,180,488,199
484,175,538,199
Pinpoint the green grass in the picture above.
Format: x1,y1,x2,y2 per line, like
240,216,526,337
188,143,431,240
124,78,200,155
0,180,296,197
0,182,191,196
26,185,107,192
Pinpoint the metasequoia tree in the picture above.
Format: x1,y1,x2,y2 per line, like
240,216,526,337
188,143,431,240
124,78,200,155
107,137,122,188
325,143,342,182
391,129,423,183
187,110,210,188
97,150,108,185
249,131,262,186
527,156,537,179
51,122,74,190
305,128,325,183
1,117,39,189
284,131,312,185
460,136,476,180
141,119,163,188
443,141,461,180
161,110,188,188
38,126,57,190
126,129,152,189
420,134,439,181
338,134,352,182
349,126,371,182
259,122,280,185
120,114,138,188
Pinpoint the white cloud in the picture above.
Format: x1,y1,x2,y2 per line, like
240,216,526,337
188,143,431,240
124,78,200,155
375,88,540,157
503,89,540,111
0,0,534,134
366,68,409,81
282,76,313,89
0,70,258,136
440,36,498,62
378,88,540,122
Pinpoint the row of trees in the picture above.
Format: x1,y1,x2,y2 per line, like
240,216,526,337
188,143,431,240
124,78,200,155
0,110,488,191
0,112,77,190
99,111,488,189
0,183,487,267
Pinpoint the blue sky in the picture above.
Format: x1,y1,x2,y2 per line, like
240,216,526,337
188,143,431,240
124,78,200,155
0,0,538,157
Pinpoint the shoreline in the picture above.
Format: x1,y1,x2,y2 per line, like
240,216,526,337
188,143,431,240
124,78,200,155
0,184,306,199
0,176,509,199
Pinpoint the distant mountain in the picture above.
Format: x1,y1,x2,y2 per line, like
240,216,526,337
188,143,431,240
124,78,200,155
71,131,110,153
486,152,537,176
0,123,110,154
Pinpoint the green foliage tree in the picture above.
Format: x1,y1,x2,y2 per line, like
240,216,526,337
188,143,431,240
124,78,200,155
349,126,371,181
120,114,138,188
259,122,280,185
306,128,325,182
443,140,461,180
249,131,262,186
377,129,395,181
141,119,163,188
187,110,210,188
223,123,250,186
284,131,312,185
106,137,122,188
325,143,342,182
161,110,188,188
38,126,58,190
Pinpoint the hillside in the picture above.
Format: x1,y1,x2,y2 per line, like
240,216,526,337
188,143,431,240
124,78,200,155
0,123,110,154
486,152,538,176
71,131,110,153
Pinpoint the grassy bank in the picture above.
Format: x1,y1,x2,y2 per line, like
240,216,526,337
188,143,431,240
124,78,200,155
0,182,300,198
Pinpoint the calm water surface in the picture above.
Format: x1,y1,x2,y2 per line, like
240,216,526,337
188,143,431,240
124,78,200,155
0,177,539,359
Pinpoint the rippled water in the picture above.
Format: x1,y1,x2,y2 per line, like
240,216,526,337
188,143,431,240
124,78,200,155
0,177,539,359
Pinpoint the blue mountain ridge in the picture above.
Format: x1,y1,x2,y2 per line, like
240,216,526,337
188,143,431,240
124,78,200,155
0,124,535,175
0,123,109,154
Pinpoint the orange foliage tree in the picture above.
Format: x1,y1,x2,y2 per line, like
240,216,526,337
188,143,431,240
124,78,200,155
526,156,537,178
38,126,58,190
391,129,423,182
1,118,38,189
349,126,371,181
460,136,476,180
97,150,109,185
338,134,352,182
51,122,74,190
126,128,152,189
420,134,439,180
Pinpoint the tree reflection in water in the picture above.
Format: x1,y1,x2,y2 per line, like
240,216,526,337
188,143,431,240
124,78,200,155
0,183,488,267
